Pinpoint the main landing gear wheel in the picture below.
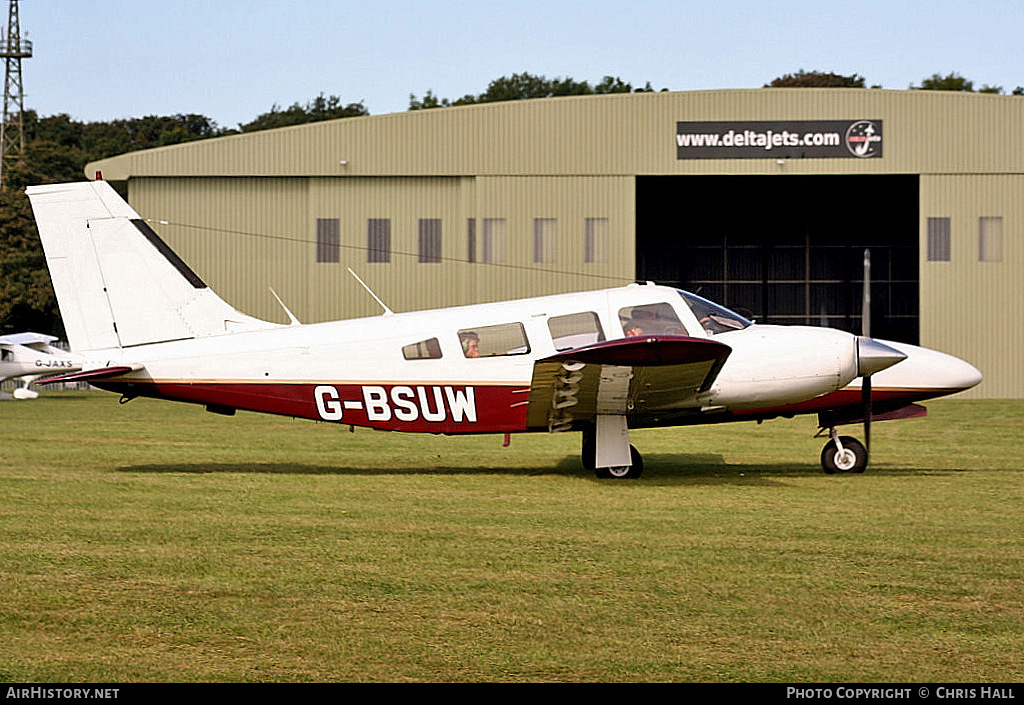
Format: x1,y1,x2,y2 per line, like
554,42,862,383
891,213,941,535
581,431,644,479
820,435,868,474
594,446,644,479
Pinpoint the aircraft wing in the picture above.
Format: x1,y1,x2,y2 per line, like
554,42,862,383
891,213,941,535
0,332,59,348
525,335,731,430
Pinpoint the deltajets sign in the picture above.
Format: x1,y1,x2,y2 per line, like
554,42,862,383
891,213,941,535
676,120,883,159
27,181,979,478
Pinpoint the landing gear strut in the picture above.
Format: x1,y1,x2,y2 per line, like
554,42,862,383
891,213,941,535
581,425,644,479
820,429,868,474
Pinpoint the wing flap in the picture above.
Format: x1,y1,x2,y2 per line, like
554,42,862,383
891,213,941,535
526,335,731,430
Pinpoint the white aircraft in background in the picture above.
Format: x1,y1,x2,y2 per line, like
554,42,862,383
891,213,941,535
26,181,981,477
0,332,82,399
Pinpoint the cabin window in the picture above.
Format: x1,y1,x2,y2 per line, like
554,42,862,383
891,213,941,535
458,323,530,358
548,312,605,351
618,303,687,337
678,290,752,335
402,338,442,360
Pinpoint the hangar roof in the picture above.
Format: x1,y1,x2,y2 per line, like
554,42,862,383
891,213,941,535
86,89,1024,180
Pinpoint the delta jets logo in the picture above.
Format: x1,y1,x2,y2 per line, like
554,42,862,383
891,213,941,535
845,120,882,158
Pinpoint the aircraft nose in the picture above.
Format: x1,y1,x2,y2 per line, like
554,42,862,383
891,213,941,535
857,337,908,376
945,356,984,392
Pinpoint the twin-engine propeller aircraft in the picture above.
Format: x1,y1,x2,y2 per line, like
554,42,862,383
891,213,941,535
0,332,82,399
26,181,982,477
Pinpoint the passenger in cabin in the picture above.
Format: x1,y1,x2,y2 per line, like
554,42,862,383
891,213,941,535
621,304,687,337
460,331,480,358
624,307,655,336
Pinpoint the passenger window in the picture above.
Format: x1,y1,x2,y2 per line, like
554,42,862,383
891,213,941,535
458,323,530,358
402,338,442,360
548,312,605,351
619,303,686,337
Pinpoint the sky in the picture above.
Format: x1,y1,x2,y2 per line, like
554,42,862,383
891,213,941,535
11,0,1024,130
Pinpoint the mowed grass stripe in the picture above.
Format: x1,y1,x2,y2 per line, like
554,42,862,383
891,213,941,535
1,392,1021,682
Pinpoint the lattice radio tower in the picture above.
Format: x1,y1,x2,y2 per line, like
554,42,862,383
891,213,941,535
0,0,31,189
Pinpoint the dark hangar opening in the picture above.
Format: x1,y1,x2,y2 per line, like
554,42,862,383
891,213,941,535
635,175,919,344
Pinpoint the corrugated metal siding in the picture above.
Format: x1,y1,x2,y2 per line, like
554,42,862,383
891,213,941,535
308,176,467,320
130,177,310,323
86,89,1024,398
128,174,636,324
920,175,1024,398
92,90,1024,179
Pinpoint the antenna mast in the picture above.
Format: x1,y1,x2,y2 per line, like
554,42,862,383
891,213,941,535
1,0,32,190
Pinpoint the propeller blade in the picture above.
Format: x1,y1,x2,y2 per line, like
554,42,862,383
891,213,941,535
862,249,871,338
862,248,872,455
863,374,872,454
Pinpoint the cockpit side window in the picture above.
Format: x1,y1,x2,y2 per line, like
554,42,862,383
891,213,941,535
548,312,605,351
402,338,443,360
677,290,752,335
458,322,530,358
618,303,686,337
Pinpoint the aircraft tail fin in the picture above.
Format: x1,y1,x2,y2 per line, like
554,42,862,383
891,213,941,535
26,181,277,353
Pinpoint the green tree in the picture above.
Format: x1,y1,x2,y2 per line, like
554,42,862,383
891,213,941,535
913,72,975,92
409,73,658,110
2,110,228,333
911,72,1023,95
766,70,868,88
239,94,368,132
0,189,58,334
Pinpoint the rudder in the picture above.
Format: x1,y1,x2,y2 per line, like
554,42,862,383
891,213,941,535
27,181,276,353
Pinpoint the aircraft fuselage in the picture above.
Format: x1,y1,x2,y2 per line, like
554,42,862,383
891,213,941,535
82,284,979,435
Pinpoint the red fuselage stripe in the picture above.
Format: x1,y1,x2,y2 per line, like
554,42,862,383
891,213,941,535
96,380,950,433
99,381,530,434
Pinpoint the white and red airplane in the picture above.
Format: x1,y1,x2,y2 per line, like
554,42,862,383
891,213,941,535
26,180,981,477
0,332,82,399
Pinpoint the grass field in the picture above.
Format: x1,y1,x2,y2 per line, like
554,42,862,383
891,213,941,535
1,391,1021,682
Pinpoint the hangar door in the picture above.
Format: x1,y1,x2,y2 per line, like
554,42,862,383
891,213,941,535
635,175,919,344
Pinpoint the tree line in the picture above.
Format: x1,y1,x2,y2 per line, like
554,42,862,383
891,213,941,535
1,71,1021,335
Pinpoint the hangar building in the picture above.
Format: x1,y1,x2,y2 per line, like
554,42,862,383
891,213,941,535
86,89,1024,398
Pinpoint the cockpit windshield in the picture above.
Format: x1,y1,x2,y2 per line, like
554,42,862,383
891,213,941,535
677,290,752,335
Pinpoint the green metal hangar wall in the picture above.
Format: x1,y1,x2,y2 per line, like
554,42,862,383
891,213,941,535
87,88,1024,399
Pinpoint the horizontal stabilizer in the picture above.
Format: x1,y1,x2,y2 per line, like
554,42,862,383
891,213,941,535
526,335,732,430
36,365,140,386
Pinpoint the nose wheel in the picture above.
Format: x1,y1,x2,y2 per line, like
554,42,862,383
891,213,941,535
820,431,868,474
